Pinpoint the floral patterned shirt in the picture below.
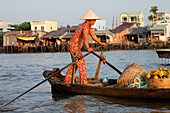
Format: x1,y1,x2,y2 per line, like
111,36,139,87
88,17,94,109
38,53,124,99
69,22,90,50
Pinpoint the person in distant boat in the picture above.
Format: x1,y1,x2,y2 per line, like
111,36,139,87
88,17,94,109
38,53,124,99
64,10,106,85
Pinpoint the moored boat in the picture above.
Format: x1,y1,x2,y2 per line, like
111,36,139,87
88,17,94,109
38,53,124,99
43,68,170,100
156,49,170,58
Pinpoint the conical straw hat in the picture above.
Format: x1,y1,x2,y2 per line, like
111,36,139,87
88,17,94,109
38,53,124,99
80,10,100,20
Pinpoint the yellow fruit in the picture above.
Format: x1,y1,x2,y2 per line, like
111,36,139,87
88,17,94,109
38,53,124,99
159,68,162,70
153,75,158,79
163,68,167,71
146,72,151,79
159,70,164,77
153,71,159,76
155,70,159,72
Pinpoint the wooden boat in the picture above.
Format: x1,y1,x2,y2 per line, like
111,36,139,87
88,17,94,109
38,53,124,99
156,49,170,58
43,68,170,100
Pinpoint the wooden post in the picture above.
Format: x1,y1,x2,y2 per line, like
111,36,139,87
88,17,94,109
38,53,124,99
71,53,78,84
11,46,12,53
71,64,76,84
94,52,103,80
7,46,8,53
41,46,42,53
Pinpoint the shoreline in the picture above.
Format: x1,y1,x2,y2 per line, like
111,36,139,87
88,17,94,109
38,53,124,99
0,43,170,54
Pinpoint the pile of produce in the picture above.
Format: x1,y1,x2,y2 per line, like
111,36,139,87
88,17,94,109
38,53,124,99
146,68,170,79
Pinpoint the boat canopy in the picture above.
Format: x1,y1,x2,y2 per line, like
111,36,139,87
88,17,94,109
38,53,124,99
17,37,36,41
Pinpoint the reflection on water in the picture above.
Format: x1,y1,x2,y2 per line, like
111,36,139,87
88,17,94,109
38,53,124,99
52,94,170,112
0,50,170,112
93,96,170,110
63,95,87,113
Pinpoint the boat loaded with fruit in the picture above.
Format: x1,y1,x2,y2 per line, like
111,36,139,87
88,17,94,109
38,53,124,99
42,48,170,100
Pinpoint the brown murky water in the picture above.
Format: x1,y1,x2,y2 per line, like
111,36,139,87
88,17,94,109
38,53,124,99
0,50,170,112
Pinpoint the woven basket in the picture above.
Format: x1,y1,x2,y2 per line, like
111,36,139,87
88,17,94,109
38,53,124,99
117,64,147,88
145,78,170,88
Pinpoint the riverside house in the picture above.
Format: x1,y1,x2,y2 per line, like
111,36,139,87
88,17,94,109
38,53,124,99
30,20,58,32
88,30,116,44
3,31,46,47
40,26,79,46
92,19,107,31
40,29,69,46
120,12,144,27
150,23,170,42
111,23,138,44
41,24,112,46
125,27,150,43
0,21,13,33
111,23,150,44
153,12,170,26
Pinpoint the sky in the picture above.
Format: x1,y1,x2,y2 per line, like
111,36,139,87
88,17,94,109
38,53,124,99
0,0,170,29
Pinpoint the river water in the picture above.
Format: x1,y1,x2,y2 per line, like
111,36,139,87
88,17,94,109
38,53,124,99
0,50,170,113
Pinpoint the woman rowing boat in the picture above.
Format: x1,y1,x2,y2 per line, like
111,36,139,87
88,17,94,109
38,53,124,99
64,10,106,85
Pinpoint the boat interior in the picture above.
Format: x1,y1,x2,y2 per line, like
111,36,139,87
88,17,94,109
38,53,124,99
43,68,118,87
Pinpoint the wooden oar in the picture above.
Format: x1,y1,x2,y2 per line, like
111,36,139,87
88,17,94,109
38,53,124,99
91,51,123,75
0,46,102,109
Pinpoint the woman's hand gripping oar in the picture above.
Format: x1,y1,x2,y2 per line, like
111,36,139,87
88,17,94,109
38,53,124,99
0,46,102,109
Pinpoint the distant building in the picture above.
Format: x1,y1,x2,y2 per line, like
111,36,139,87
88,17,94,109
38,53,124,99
0,21,13,33
153,12,170,25
3,31,20,46
111,23,138,43
30,20,57,32
3,31,46,47
150,23,170,42
120,12,144,27
41,24,112,46
92,19,107,31
125,27,150,43
41,29,69,46
88,30,116,44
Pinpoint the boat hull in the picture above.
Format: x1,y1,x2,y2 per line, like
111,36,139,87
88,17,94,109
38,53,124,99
43,70,170,100
156,49,170,58
51,83,170,100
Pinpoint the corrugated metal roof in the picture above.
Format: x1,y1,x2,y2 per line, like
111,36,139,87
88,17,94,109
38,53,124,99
62,33,74,39
68,26,78,30
5,31,20,36
41,29,69,38
94,30,115,36
18,31,38,37
150,25,167,30
127,27,150,35
111,23,136,34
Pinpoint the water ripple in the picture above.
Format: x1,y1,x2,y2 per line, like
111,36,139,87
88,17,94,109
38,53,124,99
0,51,170,112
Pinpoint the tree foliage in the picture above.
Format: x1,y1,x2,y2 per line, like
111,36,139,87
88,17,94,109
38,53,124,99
148,15,154,21
148,6,158,25
66,25,71,28
58,24,71,30
9,22,31,31
149,6,158,15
